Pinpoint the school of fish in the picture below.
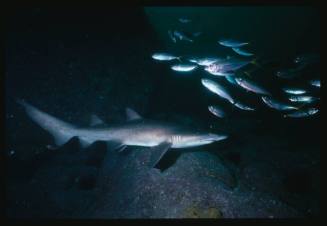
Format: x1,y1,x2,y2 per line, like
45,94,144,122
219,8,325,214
151,17,320,119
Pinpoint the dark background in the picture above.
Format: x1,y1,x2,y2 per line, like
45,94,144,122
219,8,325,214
5,5,320,218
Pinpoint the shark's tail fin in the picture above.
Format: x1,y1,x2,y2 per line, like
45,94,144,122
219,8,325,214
17,99,77,147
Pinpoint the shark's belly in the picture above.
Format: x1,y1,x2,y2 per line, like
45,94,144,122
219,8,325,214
124,140,160,147
76,127,172,148
123,132,168,147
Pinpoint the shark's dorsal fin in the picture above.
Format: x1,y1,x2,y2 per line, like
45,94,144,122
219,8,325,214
90,114,104,126
126,108,142,121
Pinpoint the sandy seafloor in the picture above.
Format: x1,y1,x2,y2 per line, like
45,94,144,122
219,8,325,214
5,6,320,218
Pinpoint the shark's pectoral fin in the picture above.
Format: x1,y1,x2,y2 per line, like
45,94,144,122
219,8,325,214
126,108,142,121
149,141,172,169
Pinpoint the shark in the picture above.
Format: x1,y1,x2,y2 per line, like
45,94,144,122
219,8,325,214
17,100,228,168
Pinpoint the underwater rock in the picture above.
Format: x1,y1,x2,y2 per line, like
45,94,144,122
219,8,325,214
163,151,237,190
89,146,301,218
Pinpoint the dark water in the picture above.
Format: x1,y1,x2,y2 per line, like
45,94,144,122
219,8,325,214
5,6,320,218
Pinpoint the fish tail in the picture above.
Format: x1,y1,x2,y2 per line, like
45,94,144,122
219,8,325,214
17,99,77,147
177,56,182,62
231,101,239,110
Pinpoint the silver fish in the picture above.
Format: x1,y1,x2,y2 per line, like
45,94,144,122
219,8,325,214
189,57,220,66
179,18,192,23
218,39,249,48
232,47,254,57
235,78,271,96
205,67,234,76
234,102,255,111
173,31,193,42
208,105,226,118
288,95,319,103
17,100,228,168
275,68,301,79
282,88,307,95
309,79,320,88
283,108,319,118
201,79,235,104
294,53,319,65
168,30,177,43
262,96,298,111
205,58,252,76
152,53,180,61
171,64,198,72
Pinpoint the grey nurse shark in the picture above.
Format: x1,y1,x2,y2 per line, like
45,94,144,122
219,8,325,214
17,100,228,168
